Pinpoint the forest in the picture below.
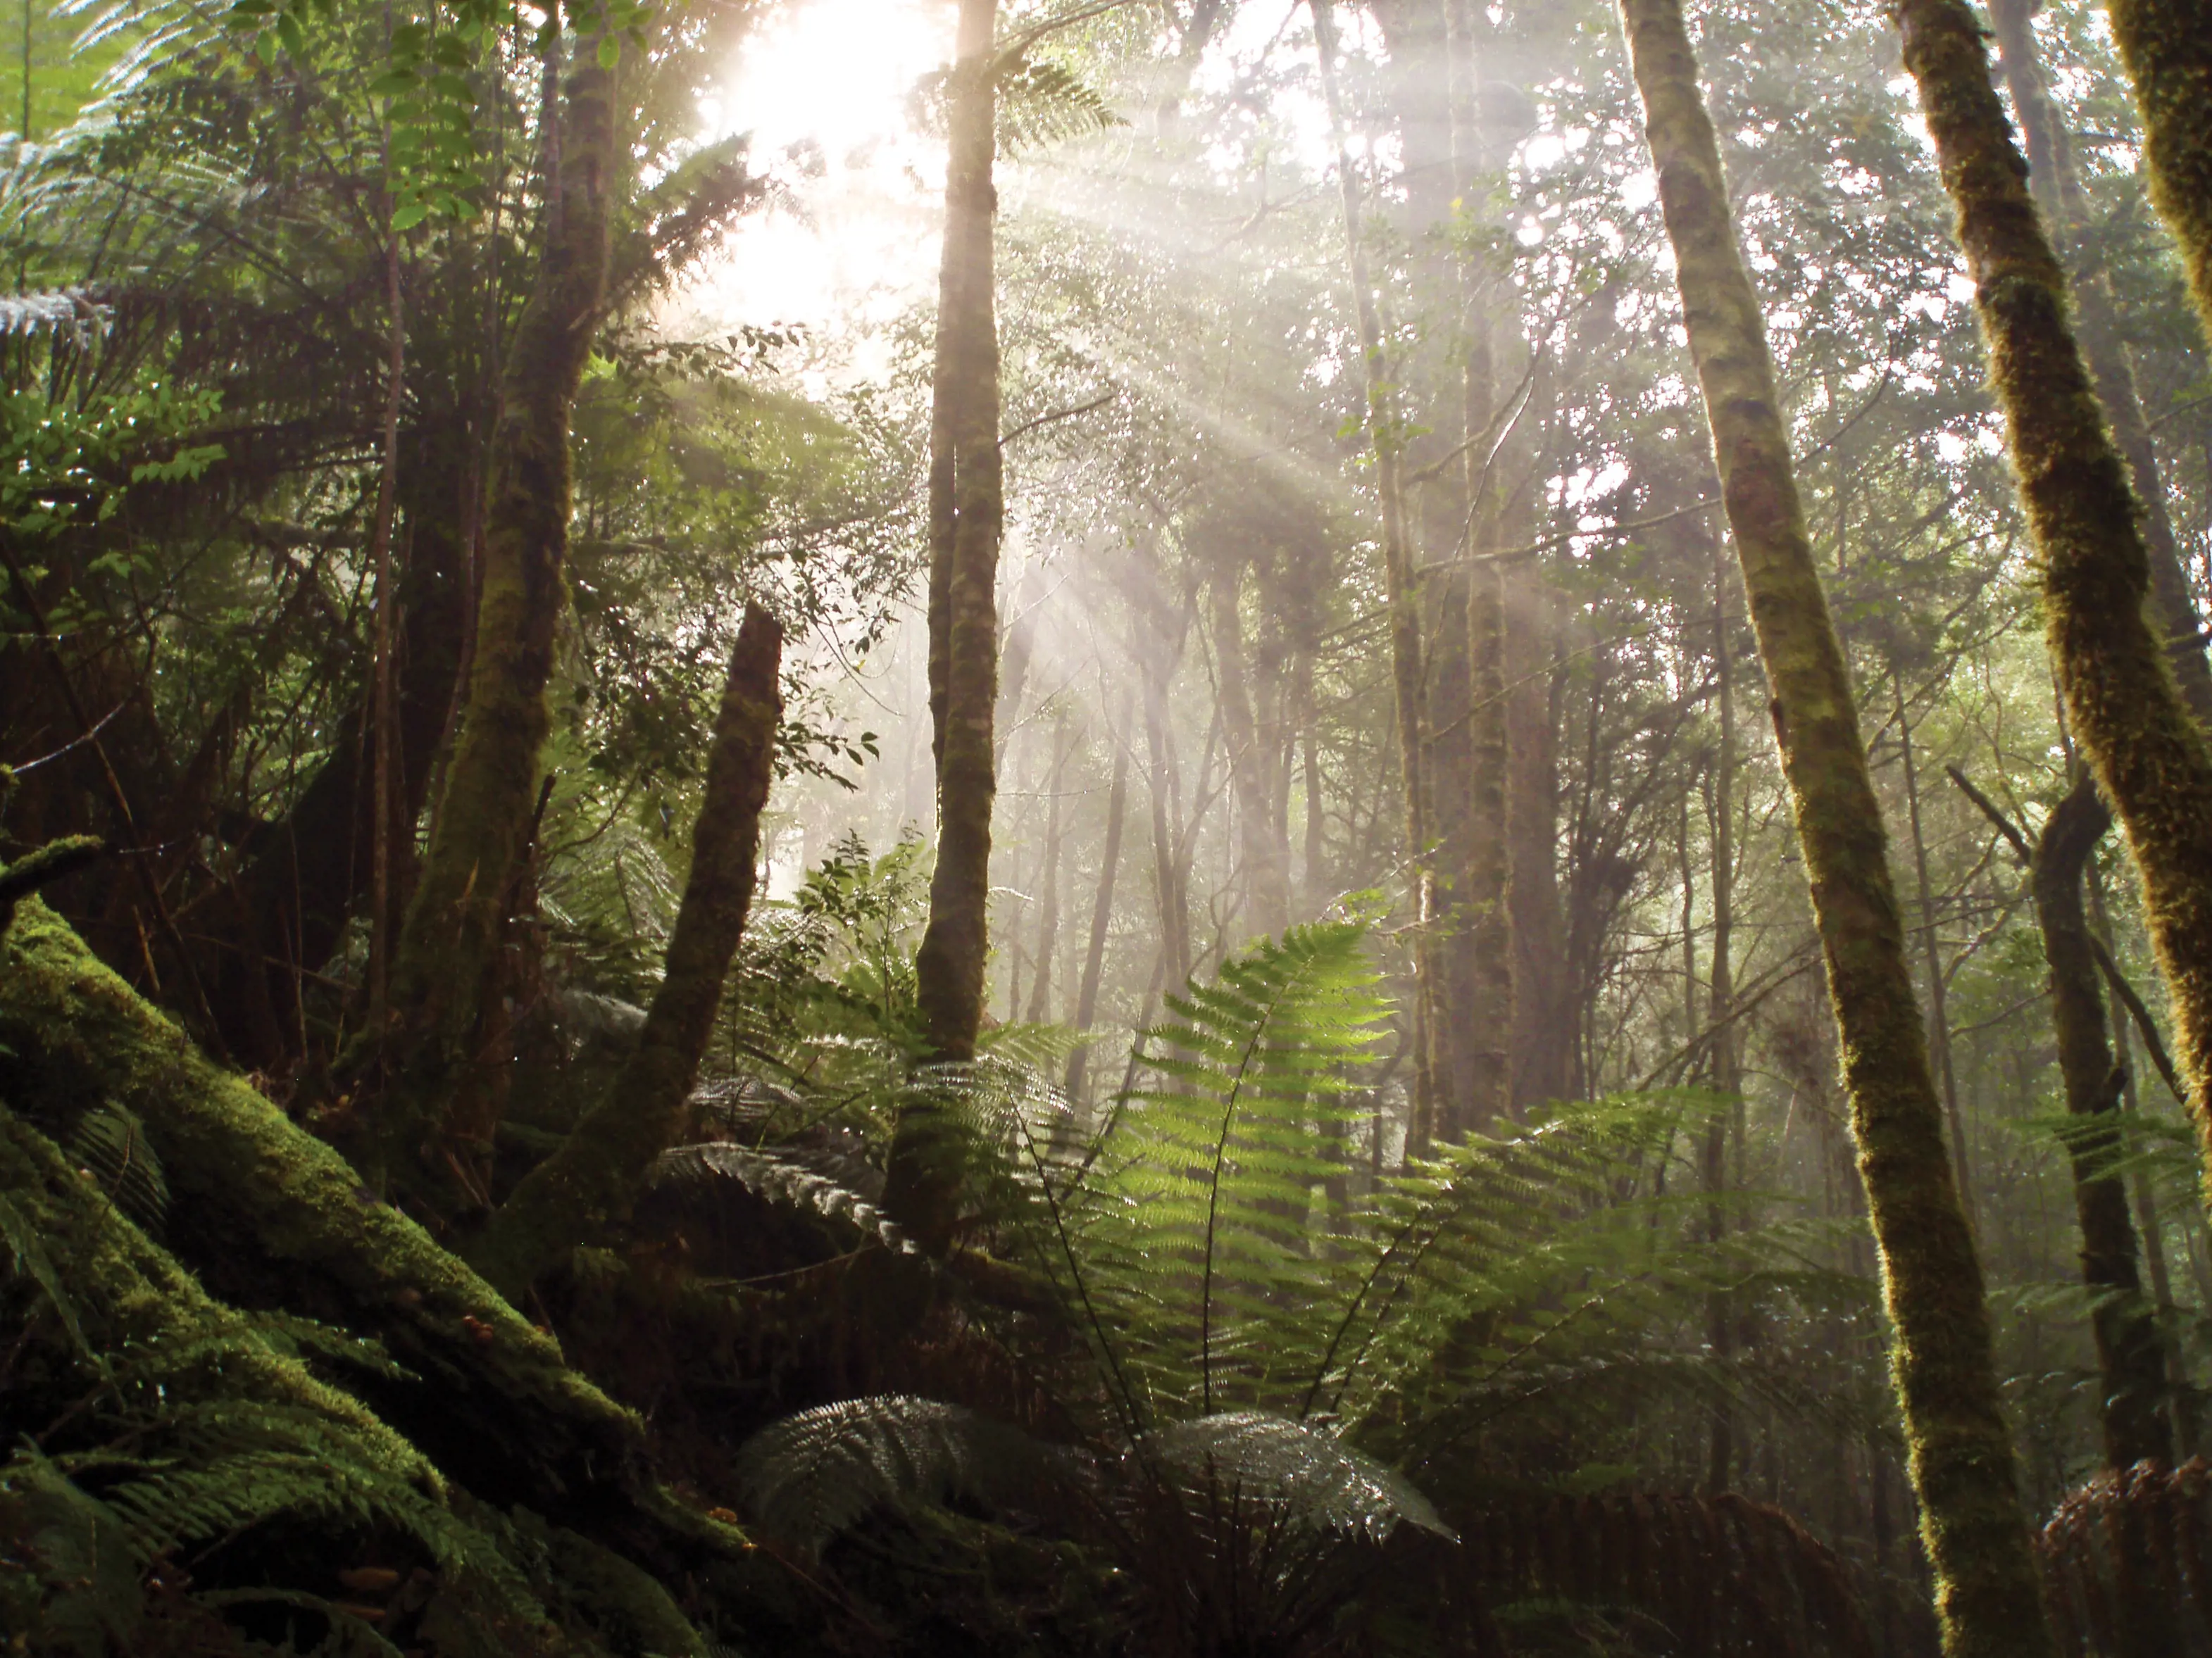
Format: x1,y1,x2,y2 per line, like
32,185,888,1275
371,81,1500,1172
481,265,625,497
5,0,2212,1648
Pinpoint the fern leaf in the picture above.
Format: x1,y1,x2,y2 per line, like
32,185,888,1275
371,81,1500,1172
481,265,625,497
737,1395,1071,1552
650,1141,916,1255
1145,1412,1453,1543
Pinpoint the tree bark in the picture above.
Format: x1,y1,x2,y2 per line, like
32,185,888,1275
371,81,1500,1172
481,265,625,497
1896,0,2212,1207
1023,709,1071,1024
1986,0,2212,727
2097,0,2212,353
1618,1,2054,1651
377,37,618,1194
889,0,1002,1254
1064,691,1130,1106
2031,775,2173,1474
1894,663,1974,1229
472,603,783,1300
1210,560,1291,941
1311,0,1435,1153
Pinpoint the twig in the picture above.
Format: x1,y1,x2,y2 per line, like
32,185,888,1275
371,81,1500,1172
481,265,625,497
2087,934,2189,1108
1000,391,1116,449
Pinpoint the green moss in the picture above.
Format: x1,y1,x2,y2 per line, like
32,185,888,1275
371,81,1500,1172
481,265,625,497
1618,0,2056,1652
0,898,689,1545
2104,0,2212,353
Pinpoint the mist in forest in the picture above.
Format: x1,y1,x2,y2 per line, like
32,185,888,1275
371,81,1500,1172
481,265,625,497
6,0,2212,1651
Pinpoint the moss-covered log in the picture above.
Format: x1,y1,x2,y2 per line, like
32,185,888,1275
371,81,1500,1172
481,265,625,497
0,898,740,1583
1894,0,2212,1199
473,603,785,1300
1616,0,2054,1651
0,1095,717,1657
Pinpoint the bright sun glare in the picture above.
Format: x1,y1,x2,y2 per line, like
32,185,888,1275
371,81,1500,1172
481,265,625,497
677,0,956,353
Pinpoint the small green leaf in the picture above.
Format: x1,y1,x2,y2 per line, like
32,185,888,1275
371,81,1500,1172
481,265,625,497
390,199,431,231
596,32,620,67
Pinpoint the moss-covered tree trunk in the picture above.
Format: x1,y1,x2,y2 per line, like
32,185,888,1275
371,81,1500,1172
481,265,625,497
473,603,784,1300
2030,775,2174,1479
2098,0,2212,351
1986,0,2212,727
1894,0,2212,1199
1617,0,2054,1651
375,39,616,1200
1312,0,1435,1153
887,0,1002,1254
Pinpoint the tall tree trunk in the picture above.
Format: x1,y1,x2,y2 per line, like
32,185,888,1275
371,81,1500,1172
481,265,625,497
2030,776,2173,1473
2097,0,2212,352
1508,582,1568,1112
471,604,784,1300
888,0,1003,1254
1023,710,1071,1024
1706,524,1742,1494
1618,1,2054,1651
1064,691,1130,1105
1986,0,2212,727
377,35,617,1195
1894,664,1975,1229
1446,0,1513,1135
1311,0,1435,1153
1210,560,1291,941
1896,0,2212,1203
1143,622,1194,988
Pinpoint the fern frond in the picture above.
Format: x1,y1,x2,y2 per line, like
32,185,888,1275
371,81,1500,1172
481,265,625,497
650,1141,916,1255
737,1395,1073,1553
995,56,1125,153
1145,1412,1452,1543
67,1102,167,1236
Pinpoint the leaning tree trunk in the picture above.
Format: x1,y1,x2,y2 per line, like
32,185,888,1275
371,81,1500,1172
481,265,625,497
1986,0,2212,727
1894,0,2212,1200
377,39,617,1200
473,603,784,1300
887,0,1002,1255
2097,0,2212,351
1617,1,2055,1652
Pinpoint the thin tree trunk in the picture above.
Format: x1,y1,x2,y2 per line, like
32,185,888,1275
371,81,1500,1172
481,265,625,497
1311,0,1435,1153
1706,523,1742,1495
2032,777,2173,1474
1896,0,2212,1202
889,0,1003,1253
1023,709,1071,1024
1064,689,1130,1105
2089,865,2201,1455
2097,0,2212,353
1894,663,1974,1229
1986,0,2212,727
379,30,616,1195
1144,641,1193,988
1618,1,2054,1650
471,604,784,1299
366,161,406,1034
1447,0,1513,1135
1510,592,1568,1112
1210,560,1291,941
